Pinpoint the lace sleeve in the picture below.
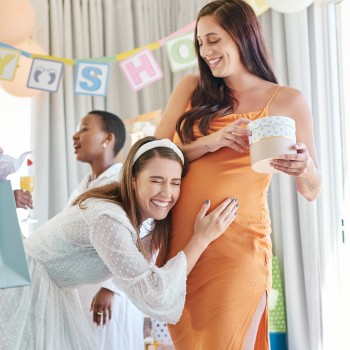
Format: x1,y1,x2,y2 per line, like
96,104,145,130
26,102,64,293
90,214,187,324
99,279,120,295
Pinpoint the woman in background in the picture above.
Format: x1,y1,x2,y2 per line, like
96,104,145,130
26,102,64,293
70,110,144,350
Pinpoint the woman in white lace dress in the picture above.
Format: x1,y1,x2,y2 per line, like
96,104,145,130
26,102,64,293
0,137,239,350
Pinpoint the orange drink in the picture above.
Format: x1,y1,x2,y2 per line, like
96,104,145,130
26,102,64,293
20,176,34,193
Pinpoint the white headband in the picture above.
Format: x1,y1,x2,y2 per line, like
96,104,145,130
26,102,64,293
132,139,184,165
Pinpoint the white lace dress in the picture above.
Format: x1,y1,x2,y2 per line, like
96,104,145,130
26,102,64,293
0,199,187,350
68,163,145,350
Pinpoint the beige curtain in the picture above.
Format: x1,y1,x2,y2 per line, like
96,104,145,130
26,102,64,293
261,2,345,349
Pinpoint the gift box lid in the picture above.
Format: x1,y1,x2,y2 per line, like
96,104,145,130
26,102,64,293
248,116,296,145
247,116,295,132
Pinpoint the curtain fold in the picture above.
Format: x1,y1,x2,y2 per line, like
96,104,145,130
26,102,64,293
262,3,344,349
261,10,319,348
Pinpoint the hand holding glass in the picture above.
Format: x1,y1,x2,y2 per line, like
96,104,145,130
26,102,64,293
20,176,38,223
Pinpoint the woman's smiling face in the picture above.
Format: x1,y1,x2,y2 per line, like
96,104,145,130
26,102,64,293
133,156,182,221
197,15,243,79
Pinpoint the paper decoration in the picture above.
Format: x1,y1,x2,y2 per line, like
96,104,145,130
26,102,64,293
0,48,20,81
159,21,196,46
122,110,162,160
0,40,45,97
266,0,313,14
245,0,270,16
0,7,267,96
269,256,287,350
165,32,197,72
119,49,163,91
269,256,287,332
27,58,64,92
74,62,110,96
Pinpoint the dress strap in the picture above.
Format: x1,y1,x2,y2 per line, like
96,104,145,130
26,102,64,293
265,86,283,108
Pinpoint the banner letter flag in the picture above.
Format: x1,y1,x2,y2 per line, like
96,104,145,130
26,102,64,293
245,0,270,16
27,58,64,93
118,49,163,92
165,32,197,72
0,48,20,80
74,62,110,96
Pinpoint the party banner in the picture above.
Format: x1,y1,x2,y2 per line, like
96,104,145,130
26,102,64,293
119,49,163,91
27,58,64,92
74,62,110,96
246,0,270,16
0,0,270,97
0,48,20,81
165,32,197,73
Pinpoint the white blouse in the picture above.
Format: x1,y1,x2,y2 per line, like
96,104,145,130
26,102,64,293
25,198,187,324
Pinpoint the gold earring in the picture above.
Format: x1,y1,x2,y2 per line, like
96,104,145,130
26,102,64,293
102,142,107,149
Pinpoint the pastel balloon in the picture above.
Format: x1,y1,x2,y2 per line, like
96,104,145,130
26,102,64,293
0,40,46,97
0,0,36,44
266,0,314,14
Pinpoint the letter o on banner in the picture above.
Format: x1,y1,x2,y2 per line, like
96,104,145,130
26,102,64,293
266,0,314,14
0,40,46,97
0,0,37,44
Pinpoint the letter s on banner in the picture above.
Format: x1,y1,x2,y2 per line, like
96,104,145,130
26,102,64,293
74,62,110,96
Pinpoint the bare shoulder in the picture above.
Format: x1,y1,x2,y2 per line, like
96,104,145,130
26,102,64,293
278,86,307,104
155,75,199,138
168,74,199,104
270,86,312,121
165,74,199,109
175,74,199,93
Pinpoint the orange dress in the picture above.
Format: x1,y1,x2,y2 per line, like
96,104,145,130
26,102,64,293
167,96,279,349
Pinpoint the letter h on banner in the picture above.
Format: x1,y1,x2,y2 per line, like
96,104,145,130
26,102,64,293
119,49,163,92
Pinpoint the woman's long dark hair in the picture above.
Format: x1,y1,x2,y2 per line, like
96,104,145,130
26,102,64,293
73,136,188,266
176,0,278,143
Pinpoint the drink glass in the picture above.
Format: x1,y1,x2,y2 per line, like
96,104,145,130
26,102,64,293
20,175,38,223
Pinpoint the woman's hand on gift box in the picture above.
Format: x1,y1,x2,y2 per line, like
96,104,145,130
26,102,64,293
270,143,310,177
14,189,33,209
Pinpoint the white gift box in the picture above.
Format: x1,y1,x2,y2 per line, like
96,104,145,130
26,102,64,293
247,116,296,174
